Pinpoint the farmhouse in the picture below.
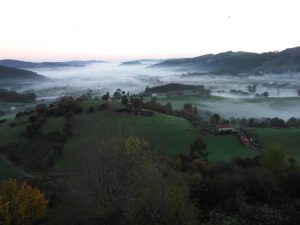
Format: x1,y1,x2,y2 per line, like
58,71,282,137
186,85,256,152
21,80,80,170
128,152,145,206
216,124,236,133
206,124,236,134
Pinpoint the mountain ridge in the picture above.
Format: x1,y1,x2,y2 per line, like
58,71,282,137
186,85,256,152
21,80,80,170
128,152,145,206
150,46,300,74
0,59,106,69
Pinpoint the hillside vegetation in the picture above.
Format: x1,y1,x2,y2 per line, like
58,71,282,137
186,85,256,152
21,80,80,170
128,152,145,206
1,97,300,225
151,46,300,74
0,65,46,80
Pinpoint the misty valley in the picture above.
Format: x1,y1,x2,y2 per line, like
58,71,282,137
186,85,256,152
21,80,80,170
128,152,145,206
1,57,300,120
1,48,300,225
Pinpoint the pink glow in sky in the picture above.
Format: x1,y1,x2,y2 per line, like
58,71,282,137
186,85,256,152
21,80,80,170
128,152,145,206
1,0,300,61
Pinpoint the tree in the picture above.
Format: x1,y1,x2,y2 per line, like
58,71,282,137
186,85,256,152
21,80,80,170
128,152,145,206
102,92,110,103
130,97,143,114
164,102,173,114
83,137,197,225
113,89,122,101
121,95,129,105
270,117,285,128
0,179,48,225
184,104,192,111
262,91,269,97
210,114,220,125
261,144,288,174
286,117,298,128
189,137,208,161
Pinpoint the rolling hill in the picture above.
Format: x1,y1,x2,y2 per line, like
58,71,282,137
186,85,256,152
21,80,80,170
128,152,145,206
0,59,105,69
0,65,46,80
150,46,300,74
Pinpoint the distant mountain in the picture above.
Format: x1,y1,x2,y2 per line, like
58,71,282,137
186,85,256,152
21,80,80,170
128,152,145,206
120,59,163,66
150,46,300,74
0,59,106,69
0,65,46,80
120,60,143,66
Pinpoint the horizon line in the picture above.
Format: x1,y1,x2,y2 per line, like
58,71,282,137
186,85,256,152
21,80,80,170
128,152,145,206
0,45,299,62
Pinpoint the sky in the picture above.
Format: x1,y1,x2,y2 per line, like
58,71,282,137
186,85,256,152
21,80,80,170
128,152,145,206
1,0,300,61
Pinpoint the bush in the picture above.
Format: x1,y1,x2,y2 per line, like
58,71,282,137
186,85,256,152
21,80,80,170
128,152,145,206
187,159,208,174
189,137,208,161
9,122,16,128
240,204,284,225
0,89,36,102
0,119,7,124
0,179,48,225
261,144,288,174
28,115,37,122
36,104,48,114
88,106,95,113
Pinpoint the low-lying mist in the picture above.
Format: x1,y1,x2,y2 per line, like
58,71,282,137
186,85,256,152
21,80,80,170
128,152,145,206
191,97,300,120
27,63,174,97
2,62,300,120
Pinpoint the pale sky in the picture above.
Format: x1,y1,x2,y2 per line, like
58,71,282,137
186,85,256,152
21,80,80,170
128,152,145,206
1,0,300,61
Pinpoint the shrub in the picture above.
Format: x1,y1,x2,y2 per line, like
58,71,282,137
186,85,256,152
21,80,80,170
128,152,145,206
28,115,37,122
187,159,208,174
36,104,47,114
189,137,208,161
0,179,48,225
0,119,7,124
0,89,36,102
88,106,95,113
261,144,288,174
9,122,16,128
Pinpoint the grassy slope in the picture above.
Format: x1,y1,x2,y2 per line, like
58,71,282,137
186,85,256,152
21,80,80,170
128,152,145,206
153,95,300,110
0,65,45,80
253,128,300,160
203,135,256,163
40,117,65,133
52,110,199,172
0,122,25,146
0,159,18,180
51,100,258,172
2,99,300,178
0,121,26,179
144,95,222,110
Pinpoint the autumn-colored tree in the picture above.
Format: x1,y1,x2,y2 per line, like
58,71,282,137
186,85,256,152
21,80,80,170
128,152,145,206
0,179,48,225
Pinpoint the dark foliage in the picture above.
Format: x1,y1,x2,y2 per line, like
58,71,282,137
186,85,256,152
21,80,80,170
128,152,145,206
144,83,209,96
0,89,36,102
189,137,208,161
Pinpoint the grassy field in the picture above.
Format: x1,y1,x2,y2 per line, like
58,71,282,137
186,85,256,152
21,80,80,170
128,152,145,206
253,128,300,160
0,121,25,146
52,109,200,171
2,98,300,179
51,100,262,172
40,117,65,133
203,134,256,163
0,121,25,180
149,94,300,120
0,159,18,180
145,95,223,110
